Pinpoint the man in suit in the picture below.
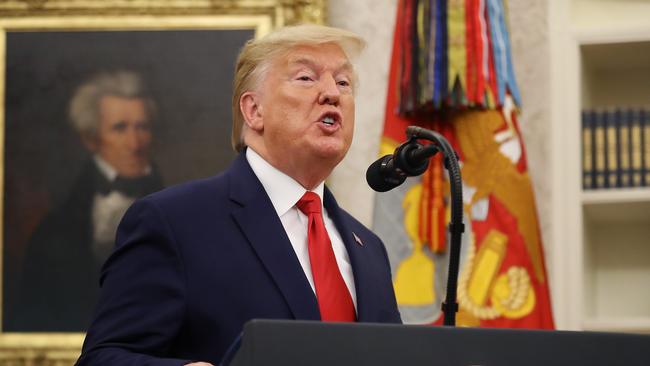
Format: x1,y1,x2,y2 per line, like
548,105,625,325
17,71,163,331
77,25,401,366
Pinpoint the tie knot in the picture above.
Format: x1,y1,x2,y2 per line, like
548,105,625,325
296,191,322,215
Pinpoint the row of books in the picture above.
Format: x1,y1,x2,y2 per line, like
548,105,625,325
582,109,650,190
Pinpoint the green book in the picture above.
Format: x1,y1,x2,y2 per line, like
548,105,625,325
582,110,594,189
630,109,643,187
605,110,618,188
639,110,650,186
618,108,630,188
594,110,607,189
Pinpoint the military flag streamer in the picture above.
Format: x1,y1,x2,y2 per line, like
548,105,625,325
373,0,555,328
396,0,521,113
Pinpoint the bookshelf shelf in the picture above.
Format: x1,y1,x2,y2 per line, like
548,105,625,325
583,317,650,334
582,198,650,224
579,28,650,333
582,188,650,205
549,0,650,333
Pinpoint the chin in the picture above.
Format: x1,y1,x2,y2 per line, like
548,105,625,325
118,165,148,178
314,145,348,163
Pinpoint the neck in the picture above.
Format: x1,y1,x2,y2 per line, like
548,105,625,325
246,144,335,191
286,165,331,191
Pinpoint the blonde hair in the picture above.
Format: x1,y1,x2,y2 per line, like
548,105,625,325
231,24,366,152
69,70,155,138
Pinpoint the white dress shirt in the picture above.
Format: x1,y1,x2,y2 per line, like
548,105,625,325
91,156,135,262
246,148,358,310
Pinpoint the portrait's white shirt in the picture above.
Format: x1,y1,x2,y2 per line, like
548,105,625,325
91,155,150,263
246,147,358,310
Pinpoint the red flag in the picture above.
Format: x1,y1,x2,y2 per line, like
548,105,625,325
374,0,554,329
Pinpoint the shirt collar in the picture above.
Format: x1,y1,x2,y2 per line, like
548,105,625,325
246,147,324,217
94,155,119,181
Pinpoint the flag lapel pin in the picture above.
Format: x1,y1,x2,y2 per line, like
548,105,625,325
352,232,364,246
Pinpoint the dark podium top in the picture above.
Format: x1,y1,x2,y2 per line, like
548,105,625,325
229,319,650,366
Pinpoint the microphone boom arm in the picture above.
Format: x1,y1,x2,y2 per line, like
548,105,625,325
405,126,464,327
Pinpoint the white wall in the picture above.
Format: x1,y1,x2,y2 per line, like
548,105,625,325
327,0,399,226
506,0,554,297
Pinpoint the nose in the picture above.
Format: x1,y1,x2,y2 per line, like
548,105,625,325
318,75,340,105
126,126,145,151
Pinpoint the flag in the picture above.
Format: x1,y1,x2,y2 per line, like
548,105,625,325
373,0,554,328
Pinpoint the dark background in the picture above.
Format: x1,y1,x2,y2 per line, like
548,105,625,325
3,29,253,330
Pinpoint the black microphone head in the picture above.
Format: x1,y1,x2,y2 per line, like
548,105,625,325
366,155,406,192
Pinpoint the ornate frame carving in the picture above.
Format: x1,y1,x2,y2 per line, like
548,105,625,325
0,1,325,364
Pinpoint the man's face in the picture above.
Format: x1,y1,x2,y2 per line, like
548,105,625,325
92,95,152,178
256,42,355,169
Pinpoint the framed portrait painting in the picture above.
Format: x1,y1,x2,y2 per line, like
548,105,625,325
0,0,325,364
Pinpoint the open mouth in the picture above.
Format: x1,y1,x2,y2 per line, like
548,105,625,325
319,112,341,127
322,116,335,125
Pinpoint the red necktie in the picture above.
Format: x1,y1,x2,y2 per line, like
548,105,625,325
296,192,356,322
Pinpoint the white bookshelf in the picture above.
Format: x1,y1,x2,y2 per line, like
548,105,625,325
582,318,650,334
549,0,650,334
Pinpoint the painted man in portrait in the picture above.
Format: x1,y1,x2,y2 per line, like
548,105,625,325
16,70,164,331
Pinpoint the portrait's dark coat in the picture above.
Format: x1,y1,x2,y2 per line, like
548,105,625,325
76,150,401,365
16,159,162,331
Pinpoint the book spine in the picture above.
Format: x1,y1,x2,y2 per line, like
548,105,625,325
639,110,650,186
582,110,593,190
630,109,643,187
618,108,631,188
594,111,607,189
606,110,618,188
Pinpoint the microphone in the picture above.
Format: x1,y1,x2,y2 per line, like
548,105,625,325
366,139,439,192
368,125,464,326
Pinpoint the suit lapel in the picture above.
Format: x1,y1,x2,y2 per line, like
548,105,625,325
323,187,375,322
228,152,320,321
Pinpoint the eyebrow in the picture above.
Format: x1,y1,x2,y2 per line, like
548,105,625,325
288,56,353,75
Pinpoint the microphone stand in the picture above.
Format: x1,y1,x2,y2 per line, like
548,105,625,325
404,126,464,326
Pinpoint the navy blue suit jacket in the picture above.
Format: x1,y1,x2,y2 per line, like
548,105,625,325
77,151,401,365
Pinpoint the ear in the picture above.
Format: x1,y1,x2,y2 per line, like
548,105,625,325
240,91,264,132
80,133,98,152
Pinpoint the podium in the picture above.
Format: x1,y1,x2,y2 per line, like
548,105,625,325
228,319,650,366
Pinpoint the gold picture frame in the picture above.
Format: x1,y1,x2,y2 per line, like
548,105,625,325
0,1,325,364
